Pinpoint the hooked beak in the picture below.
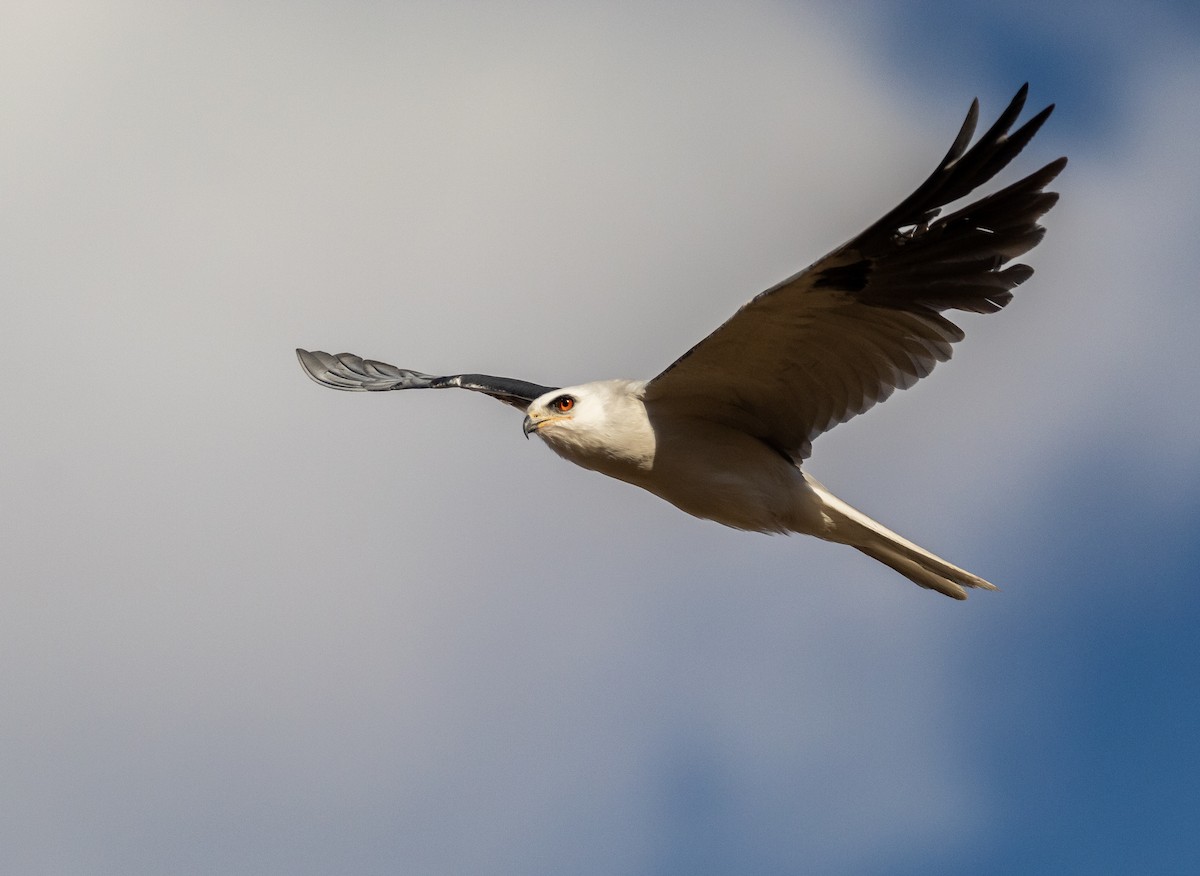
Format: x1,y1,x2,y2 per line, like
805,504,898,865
522,414,541,439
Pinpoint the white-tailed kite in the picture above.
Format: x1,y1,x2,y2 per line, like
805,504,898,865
298,85,1065,599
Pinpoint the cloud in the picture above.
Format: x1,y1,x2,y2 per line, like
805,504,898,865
3,1,1197,874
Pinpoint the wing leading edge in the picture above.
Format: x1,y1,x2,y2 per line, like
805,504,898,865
296,349,557,410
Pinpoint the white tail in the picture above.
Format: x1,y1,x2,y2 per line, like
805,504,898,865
803,474,997,600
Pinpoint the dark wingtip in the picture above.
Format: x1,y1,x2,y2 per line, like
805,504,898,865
1045,154,1069,176
295,348,326,378
296,348,323,373
1010,83,1030,115
942,97,981,168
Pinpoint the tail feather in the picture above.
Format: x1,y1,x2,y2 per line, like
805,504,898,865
803,474,997,600
851,539,996,600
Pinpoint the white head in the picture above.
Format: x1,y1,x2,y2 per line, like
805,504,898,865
522,380,655,474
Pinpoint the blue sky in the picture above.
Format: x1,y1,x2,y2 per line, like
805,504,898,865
3,1,1199,874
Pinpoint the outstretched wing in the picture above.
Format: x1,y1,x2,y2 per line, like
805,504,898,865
296,349,557,410
644,85,1066,461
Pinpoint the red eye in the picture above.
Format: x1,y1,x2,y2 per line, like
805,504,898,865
553,396,575,413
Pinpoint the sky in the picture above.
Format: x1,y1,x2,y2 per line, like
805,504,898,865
3,1,1199,874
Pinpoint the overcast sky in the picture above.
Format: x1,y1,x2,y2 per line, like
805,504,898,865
4,1,1199,874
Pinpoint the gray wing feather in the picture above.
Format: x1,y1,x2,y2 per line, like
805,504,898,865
645,85,1066,461
296,349,557,410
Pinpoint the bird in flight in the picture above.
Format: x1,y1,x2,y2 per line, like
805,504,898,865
298,85,1065,599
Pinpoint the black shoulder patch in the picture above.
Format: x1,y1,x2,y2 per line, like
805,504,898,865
433,374,559,406
813,259,871,292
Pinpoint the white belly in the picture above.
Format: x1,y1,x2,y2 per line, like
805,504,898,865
620,418,829,535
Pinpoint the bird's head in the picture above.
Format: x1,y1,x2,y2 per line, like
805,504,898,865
523,385,594,442
522,380,655,471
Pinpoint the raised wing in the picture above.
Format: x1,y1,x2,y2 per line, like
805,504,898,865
644,85,1066,460
296,349,557,410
